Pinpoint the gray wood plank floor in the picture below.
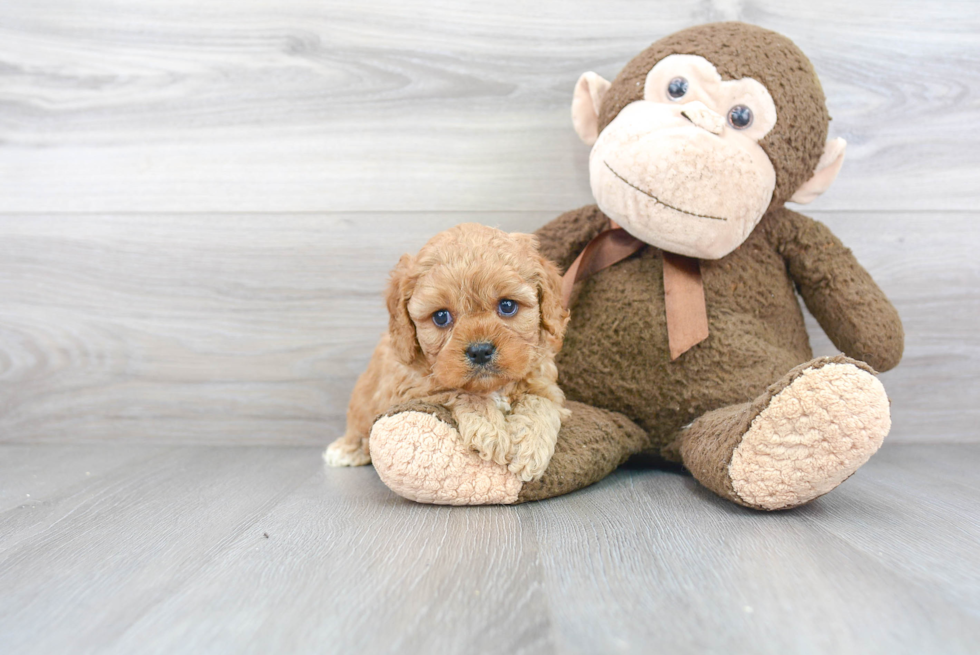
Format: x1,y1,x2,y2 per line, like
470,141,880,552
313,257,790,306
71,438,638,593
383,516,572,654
1,443,978,654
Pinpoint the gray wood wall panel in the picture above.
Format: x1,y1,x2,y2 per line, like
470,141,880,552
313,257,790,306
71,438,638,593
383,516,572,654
0,1,978,212
0,211,977,444
0,212,544,445
0,1,978,445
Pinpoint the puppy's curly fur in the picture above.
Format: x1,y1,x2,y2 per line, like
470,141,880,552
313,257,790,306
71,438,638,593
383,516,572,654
324,223,570,482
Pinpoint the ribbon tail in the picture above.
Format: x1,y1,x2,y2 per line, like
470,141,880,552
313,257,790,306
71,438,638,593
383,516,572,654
662,252,709,360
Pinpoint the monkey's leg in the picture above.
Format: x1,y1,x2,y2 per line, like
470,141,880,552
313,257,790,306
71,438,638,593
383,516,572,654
515,401,648,502
369,400,648,505
667,355,891,511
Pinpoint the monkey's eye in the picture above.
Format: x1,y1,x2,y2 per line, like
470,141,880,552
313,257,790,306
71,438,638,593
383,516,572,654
728,105,753,129
667,77,689,100
497,299,518,317
432,309,453,328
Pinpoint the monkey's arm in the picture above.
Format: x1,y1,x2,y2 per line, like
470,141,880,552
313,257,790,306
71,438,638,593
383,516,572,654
772,208,904,372
534,204,611,273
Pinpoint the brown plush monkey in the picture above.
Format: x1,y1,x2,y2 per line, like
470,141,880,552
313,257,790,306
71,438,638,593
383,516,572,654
363,22,904,510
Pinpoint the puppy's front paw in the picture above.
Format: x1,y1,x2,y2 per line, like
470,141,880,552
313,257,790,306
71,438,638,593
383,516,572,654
323,437,371,467
453,409,513,467
507,449,551,482
467,428,511,467
504,414,555,482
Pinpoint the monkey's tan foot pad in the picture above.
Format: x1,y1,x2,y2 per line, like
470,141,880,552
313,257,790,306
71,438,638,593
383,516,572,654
370,411,522,505
323,439,371,467
729,362,891,511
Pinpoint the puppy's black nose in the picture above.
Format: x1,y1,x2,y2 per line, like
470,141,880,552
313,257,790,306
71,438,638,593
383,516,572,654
465,342,496,366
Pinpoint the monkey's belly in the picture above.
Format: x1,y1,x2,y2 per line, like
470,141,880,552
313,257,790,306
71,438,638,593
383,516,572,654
556,245,812,449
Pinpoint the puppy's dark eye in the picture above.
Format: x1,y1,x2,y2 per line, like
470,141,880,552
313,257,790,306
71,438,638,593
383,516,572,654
728,105,753,129
497,299,518,317
432,309,453,328
667,77,689,100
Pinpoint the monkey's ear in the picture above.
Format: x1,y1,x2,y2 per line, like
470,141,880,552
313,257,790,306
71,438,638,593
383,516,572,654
790,138,847,204
572,72,611,146
385,254,423,367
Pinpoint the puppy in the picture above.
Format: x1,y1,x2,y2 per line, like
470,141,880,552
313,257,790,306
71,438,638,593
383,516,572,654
324,223,570,482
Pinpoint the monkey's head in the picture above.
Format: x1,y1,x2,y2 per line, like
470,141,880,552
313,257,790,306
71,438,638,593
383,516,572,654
573,22,846,259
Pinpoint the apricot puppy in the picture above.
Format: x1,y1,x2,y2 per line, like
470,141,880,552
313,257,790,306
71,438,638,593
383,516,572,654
324,223,570,482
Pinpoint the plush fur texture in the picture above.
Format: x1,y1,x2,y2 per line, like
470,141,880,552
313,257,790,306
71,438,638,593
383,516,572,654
673,354,884,508
364,22,904,509
537,204,903,456
325,223,570,482
584,53,782,259
729,361,890,509
596,22,830,210
515,401,651,503
369,399,649,504
371,402,523,505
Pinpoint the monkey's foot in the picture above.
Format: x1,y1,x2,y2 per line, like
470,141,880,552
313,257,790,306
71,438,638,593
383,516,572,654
370,400,647,505
678,356,891,510
370,402,522,505
729,359,891,510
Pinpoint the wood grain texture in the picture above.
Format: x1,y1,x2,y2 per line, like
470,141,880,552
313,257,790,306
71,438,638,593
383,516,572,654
1,211,976,445
809,444,980,620
0,446,322,654
531,452,980,653
0,212,543,445
0,0,978,212
1,5,977,653
0,444,169,514
0,443,978,654
106,465,550,655
804,211,980,444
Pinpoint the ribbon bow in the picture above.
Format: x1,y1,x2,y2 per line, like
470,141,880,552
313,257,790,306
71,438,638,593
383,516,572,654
560,223,709,360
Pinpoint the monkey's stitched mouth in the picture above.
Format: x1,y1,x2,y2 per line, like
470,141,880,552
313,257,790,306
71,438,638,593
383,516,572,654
604,161,728,222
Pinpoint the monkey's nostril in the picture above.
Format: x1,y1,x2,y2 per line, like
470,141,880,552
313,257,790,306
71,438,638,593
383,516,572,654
465,342,496,366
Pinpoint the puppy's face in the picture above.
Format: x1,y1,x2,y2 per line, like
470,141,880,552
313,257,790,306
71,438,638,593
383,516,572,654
387,223,567,394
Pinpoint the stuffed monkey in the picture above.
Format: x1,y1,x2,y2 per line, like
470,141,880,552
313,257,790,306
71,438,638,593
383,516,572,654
364,22,904,510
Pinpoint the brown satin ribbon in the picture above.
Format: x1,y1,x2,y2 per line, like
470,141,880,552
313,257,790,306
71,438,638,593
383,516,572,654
662,252,709,360
561,223,709,360
560,227,645,308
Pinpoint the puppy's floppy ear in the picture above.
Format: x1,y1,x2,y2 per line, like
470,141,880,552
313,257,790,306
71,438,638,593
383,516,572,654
385,254,423,367
512,232,569,351
536,253,570,351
